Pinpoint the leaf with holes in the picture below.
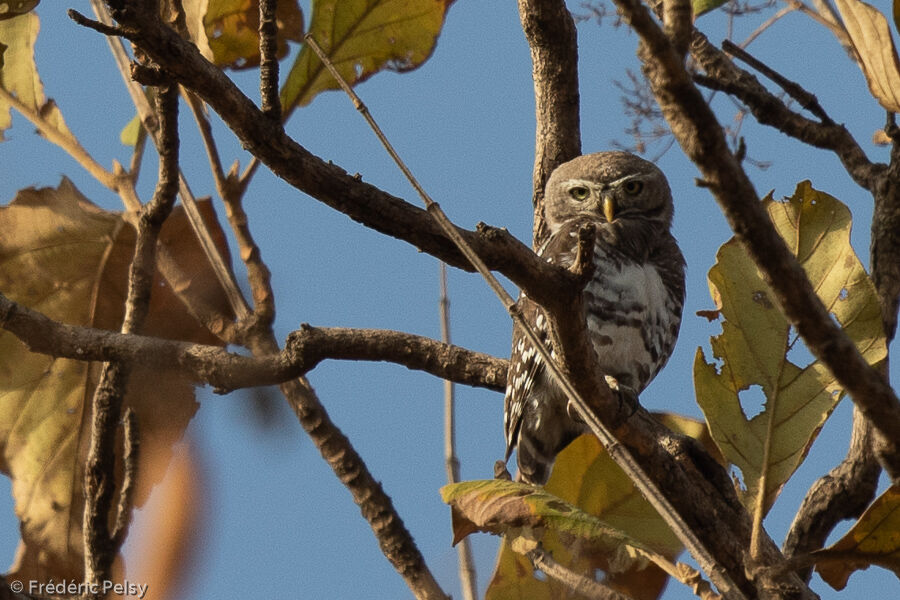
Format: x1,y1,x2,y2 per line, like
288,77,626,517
0,180,231,580
835,0,900,112
483,415,719,600
204,0,304,69
280,0,452,113
694,181,886,515
0,11,70,141
814,484,900,589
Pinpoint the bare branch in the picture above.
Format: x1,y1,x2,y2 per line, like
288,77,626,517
690,31,884,190
74,3,588,317
527,546,631,600
630,0,900,476
517,0,582,245
437,266,478,600
83,81,180,592
0,293,508,393
783,405,880,578
258,0,281,121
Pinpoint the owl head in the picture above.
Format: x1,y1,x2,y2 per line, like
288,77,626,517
542,152,674,234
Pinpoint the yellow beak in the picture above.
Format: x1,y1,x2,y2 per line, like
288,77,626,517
602,195,616,222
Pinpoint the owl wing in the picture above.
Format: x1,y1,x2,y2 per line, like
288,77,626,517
503,222,585,460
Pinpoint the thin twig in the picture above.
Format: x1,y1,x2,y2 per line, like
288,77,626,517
128,124,149,181
0,87,123,195
438,265,478,600
83,82,180,594
0,295,509,393
722,39,832,124
527,546,631,600
111,408,140,547
741,4,797,47
86,1,252,324
304,32,740,600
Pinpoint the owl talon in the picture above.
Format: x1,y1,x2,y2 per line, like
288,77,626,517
494,460,512,481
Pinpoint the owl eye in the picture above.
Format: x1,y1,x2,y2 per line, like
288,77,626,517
623,180,644,195
569,186,590,201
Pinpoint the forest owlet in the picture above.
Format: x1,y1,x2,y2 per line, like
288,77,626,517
503,151,686,484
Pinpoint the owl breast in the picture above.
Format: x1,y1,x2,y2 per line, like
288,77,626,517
584,250,679,392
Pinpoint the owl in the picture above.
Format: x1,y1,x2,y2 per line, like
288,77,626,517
503,151,686,485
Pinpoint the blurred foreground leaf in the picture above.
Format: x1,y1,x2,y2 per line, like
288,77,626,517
694,181,885,514
0,179,229,580
0,1,39,21
205,0,304,69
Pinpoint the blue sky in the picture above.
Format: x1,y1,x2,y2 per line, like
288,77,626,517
1,1,898,598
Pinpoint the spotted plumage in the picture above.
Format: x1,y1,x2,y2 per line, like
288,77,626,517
504,152,685,485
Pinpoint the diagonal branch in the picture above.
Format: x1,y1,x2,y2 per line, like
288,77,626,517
689,29,884,190
625,0,900,472
67,5,585,319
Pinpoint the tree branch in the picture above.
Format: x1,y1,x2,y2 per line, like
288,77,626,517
0,293,508,393
258,0,281,121
70,5,585,319
517,0,582,245
83,82,180,592
625,0,900,475
689,30,884,190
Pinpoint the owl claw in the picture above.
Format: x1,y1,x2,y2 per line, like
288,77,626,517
494,460,512,481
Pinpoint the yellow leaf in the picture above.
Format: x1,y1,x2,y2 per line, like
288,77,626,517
205,0,304,69
815,485,900,589
834,0,900,112
0,180,232,581
694,182,886,515
0,12,71,141
280,0,451,112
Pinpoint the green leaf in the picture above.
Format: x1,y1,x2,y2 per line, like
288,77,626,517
0,180,230,581
205,0,304,69
0,1,39,21
120,112,142,146
441,479,656,571
815,485,900,589
280,0,452,112
692,0,729,17
694,181,886,515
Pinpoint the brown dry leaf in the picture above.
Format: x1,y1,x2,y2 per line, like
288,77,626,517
0,179,231,581
814,484,900,590
835,0,900,112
